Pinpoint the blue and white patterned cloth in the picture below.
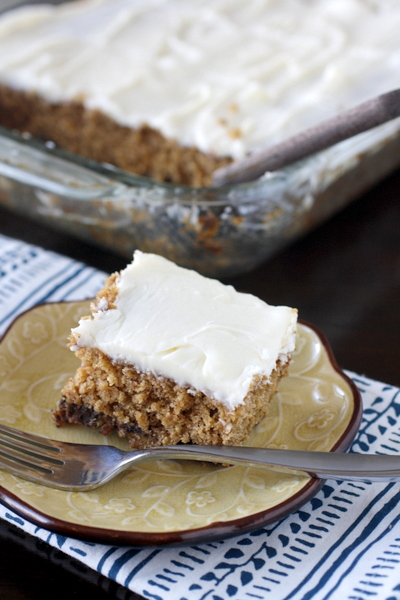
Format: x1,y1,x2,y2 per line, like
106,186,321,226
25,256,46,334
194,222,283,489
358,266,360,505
0,234,399,600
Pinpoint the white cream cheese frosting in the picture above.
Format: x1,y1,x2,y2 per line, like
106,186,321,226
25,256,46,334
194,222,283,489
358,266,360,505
0,0,400,159
72,251,297,409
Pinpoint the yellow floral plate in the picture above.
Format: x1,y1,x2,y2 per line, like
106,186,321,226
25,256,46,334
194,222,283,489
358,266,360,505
0,301,362,545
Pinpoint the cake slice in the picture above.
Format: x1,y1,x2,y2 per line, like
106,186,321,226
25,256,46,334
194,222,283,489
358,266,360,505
54,252,297,447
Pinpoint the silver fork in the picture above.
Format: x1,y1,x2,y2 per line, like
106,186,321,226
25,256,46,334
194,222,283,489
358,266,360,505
0,423,399,491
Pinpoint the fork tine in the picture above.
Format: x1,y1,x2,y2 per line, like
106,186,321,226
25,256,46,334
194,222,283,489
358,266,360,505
0,440,66,484
0,435,64,465
0,423,120,491
0,449,55,486
0,423,62,452
0,423,66,484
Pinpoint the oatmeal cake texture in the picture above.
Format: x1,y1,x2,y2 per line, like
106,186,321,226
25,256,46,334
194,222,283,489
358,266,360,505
0,0,400,186
54,251,298,448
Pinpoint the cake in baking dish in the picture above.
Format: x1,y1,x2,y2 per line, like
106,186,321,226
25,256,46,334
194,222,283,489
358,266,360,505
53,252,297,448
0,0,400,186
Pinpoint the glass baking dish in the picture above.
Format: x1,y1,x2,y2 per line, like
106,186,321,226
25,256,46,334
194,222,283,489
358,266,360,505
1,1,400,278
1,120,400,278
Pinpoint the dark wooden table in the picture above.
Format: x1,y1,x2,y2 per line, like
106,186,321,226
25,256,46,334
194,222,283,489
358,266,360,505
0,167,399,599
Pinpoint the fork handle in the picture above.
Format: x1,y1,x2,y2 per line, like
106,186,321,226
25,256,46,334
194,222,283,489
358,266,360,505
126,446,400,482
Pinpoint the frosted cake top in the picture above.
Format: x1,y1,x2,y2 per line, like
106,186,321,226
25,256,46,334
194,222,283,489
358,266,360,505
72,251,297,408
